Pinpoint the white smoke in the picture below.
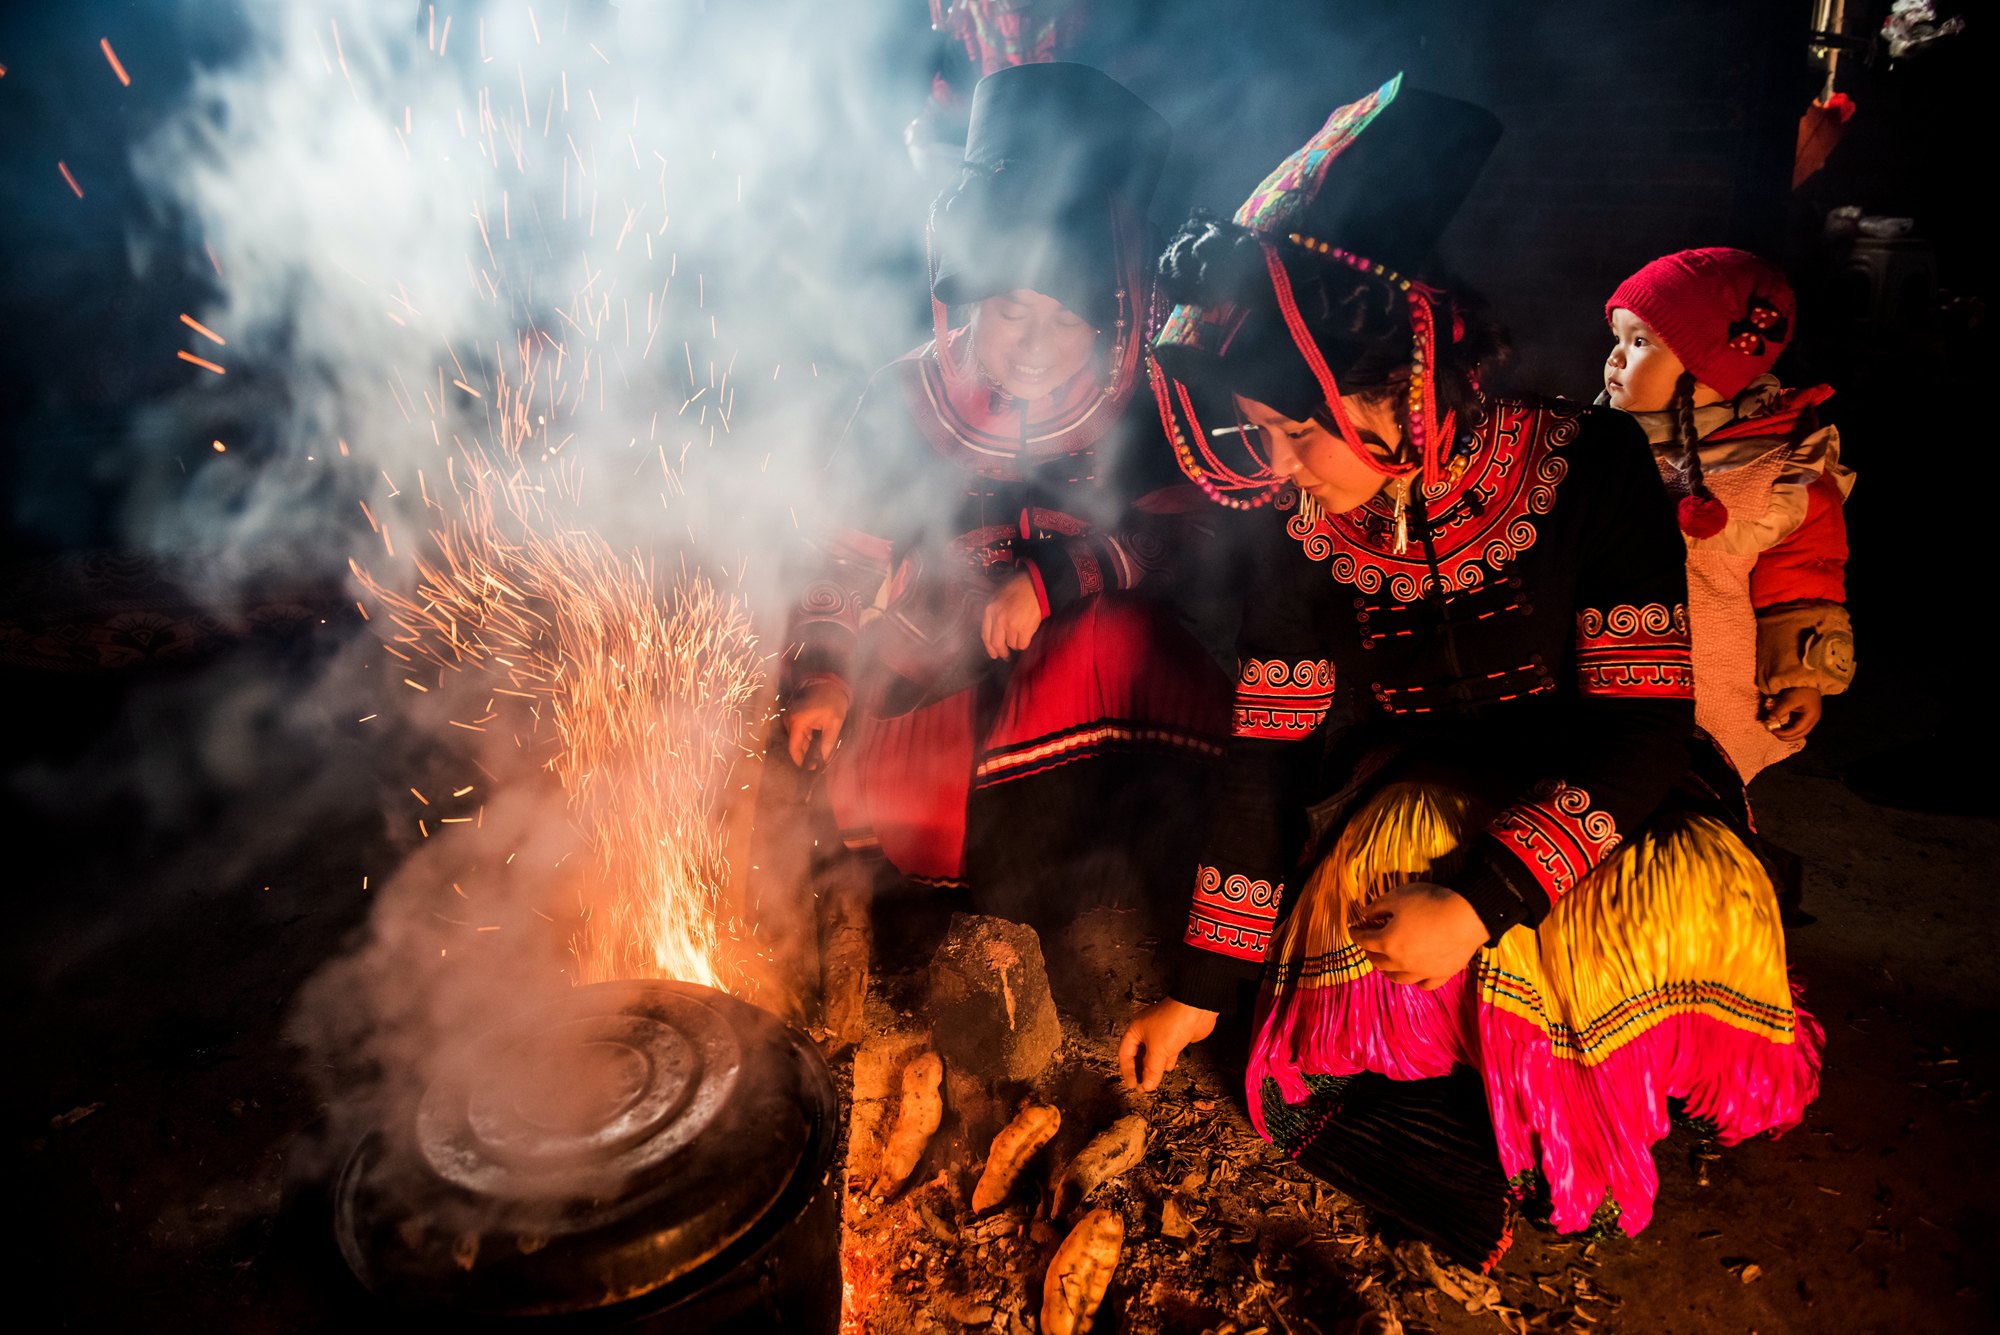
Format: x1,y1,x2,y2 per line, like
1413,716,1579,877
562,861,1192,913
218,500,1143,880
98,0,942,1159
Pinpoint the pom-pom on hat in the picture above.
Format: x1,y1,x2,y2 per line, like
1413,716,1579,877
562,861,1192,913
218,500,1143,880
1605,248,1796,401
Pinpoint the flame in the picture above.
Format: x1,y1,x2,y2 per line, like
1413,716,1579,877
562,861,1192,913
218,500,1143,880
353,332,764,992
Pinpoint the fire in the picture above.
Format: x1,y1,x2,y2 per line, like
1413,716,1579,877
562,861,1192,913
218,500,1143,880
353,334,764,992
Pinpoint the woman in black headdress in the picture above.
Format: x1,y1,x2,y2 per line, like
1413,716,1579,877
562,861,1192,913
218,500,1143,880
1117,77,1822,1267
778,63,1230,935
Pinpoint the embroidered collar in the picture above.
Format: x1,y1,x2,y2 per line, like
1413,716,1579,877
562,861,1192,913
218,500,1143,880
1286,397,1584,602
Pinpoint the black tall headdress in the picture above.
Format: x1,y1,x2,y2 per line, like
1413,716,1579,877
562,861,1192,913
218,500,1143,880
929,62,1172,334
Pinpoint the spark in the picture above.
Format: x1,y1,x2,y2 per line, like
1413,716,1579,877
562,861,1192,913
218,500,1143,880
57,162,83,198
180,313,225,345
212,440,227,452
100,39,131,86
178,351,225,374
329,20,358,103
350,353,764,991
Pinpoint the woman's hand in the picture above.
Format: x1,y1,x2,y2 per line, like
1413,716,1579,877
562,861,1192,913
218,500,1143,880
1763,686,1823,741
1350,882,1488,990
782,680,850,767
1117,997,1218,1092
982,569,1045,659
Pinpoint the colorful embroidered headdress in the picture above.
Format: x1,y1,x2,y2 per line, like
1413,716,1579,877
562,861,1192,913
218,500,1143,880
1150,75,1503,507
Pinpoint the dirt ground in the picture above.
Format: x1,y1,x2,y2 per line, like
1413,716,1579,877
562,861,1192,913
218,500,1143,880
3,651,1995,1333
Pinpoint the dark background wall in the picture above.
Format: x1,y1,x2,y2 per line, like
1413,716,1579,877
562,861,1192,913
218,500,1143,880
0,0,1982,563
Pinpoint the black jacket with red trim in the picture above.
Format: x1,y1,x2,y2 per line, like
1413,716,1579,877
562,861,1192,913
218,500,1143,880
1173,395,1696,1013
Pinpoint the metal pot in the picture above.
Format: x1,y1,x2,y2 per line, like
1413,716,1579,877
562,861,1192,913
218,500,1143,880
334,980,839,1331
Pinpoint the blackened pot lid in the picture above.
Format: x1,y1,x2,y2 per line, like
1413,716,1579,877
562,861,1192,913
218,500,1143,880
334,980,820,1316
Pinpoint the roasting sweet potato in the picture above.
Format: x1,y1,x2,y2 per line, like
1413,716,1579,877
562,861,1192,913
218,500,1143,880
871,1051,944,1197
971,1102,1060,1213
1041,1206,1124,1335
1053,1113,1146,1217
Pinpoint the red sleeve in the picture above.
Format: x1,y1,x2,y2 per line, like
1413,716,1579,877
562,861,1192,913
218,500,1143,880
1751,471,1848,608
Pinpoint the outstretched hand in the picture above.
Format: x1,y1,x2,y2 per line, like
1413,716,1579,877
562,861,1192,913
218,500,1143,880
1117,997,1218,1092
1350,881,1488,990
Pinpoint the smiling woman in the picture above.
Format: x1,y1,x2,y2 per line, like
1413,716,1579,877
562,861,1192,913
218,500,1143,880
775,62,1230,937
969,289,1097,402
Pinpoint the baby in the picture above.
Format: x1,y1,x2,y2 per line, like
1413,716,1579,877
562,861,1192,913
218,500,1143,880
1602,248,1855,783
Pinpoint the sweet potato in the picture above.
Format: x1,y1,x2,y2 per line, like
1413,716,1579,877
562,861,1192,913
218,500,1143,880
1041,1206,1124,1335
1052,1114,1146,1217
971,1102,1060,1213
871,1051,944,1196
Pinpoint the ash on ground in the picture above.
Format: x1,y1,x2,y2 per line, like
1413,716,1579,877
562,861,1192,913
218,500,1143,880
823,908,1628,1335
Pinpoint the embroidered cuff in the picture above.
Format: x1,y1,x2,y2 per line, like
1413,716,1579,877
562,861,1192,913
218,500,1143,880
1484,779,1623,905
1232,658,1336,740
1449,843,1550,943
1184,863,1281,962
1575,602,1694,699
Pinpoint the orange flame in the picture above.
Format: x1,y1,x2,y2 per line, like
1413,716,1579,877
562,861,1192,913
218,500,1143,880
353,333,764,992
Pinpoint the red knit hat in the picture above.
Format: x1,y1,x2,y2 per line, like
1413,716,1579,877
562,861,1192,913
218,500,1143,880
1605,248,1796,400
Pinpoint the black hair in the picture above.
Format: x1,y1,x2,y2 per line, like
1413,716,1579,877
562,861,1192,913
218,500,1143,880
1667,370,1709,498
1157,210,1509,422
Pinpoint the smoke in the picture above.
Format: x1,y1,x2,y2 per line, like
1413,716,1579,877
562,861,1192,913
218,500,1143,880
82,0,945,1164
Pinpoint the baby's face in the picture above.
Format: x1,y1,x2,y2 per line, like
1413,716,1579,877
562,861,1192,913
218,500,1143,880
1603,308,1687,412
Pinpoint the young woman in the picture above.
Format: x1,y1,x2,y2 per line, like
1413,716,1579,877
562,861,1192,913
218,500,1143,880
1118,75,1822,1266
779,63,1230,935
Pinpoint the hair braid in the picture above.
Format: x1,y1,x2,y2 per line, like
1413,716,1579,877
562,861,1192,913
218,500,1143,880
1669,371,1729,538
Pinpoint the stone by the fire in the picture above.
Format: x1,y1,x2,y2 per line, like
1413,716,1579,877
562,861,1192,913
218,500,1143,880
924,913,1062,1087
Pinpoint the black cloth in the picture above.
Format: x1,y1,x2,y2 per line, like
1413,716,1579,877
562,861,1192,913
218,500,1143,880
1172,396,1696,1012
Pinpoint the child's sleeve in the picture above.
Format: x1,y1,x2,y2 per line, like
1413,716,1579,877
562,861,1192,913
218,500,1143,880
1752,426,1856,696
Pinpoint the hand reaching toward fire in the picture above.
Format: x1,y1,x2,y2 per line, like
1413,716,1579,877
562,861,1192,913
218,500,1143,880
1349,881,1488,990
982,569,1045,659
1118,997,1218,1092
783,679,850,768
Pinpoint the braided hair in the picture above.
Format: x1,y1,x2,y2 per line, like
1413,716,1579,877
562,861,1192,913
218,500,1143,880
1667,371,1729,538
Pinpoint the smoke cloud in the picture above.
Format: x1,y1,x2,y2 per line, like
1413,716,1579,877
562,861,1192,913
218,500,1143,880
89,0,947,1170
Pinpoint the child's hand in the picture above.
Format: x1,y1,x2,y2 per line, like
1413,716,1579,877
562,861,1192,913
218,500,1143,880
1762,686,1823,741
1350,882,1488,990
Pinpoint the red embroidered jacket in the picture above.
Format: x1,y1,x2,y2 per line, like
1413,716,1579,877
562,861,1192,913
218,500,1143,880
1174,397,1696,1012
